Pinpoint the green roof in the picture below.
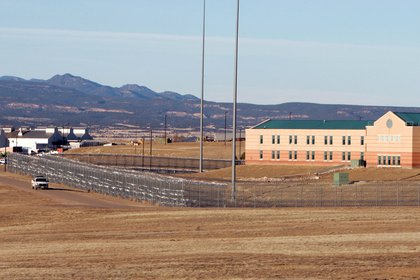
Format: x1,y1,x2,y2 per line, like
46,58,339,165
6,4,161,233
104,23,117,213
253,119,371,130
394,112,420,126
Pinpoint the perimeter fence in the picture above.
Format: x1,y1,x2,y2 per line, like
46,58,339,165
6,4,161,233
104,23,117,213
61,153,244,171
230,181,420,207
6,153,420,207
7,153,228,207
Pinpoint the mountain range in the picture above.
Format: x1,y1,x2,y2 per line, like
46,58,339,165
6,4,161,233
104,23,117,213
1,73,419,130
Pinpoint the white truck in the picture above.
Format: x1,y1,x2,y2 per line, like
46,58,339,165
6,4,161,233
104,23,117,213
31,175,49,190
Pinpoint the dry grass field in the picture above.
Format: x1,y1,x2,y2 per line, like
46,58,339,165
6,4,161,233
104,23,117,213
67,141,240,160
2,172,420,279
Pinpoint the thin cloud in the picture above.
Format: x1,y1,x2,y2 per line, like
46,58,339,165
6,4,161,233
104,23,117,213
0,27,416,51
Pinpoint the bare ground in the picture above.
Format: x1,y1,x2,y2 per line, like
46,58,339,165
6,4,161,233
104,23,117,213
1,172,420,279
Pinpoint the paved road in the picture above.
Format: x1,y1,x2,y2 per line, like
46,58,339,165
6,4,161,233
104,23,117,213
0,172,145,209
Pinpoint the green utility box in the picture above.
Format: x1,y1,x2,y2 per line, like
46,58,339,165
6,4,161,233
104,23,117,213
333,172,349,186
351,159,365,168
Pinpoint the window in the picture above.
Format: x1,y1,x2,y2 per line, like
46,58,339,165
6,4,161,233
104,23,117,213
272,135,275,144
260,135,263,144
276,150,280,160
379,155,401,166
259,150,263,160
289,135,293,144
294,151,297,160
329,152,333,161
307,135,315,144
347,136,351,145
294,135,298,145
306,151,310,160
347,152,351,161
277,135,280,144
342,136,346,145
289,151,292,160
330,136,333,145
324,151,328,161
312,151,315,160
271,150,275,160
342,152,346,161
360,152,364,161
361,136,365,145
324,136,328,145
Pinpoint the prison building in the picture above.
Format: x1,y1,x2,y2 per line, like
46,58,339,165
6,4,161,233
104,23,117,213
245,111,420,168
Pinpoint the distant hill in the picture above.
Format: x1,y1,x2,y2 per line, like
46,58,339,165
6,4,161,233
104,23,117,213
1,73,419,130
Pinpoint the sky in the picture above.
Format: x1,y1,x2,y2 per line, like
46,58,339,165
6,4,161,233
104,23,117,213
1,0,420,106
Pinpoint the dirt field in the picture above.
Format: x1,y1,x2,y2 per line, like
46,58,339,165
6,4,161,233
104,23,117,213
1,172,420,279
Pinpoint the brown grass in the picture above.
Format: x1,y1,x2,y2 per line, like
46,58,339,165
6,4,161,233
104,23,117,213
66,141,240,160
2,178,420,279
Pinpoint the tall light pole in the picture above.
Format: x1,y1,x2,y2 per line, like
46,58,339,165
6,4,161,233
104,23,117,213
199,0,206,173
231,0,240,204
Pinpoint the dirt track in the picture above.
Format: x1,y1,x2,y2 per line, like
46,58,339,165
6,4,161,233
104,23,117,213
1,172,420,279
0,173,143,209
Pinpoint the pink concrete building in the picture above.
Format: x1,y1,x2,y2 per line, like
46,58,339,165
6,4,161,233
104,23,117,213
245,111,420,168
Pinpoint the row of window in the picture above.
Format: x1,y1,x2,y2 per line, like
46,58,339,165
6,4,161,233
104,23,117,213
261,151,363,162
261,135,365,145
377,155,401,166
378,135,401,142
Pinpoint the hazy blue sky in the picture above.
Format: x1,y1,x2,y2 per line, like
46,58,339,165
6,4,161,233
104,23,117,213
1,0,420,106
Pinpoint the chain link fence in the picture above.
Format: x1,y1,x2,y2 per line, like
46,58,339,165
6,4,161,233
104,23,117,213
61,153,243,171
7,153,228,207
232,181,420,207
6,153,420,208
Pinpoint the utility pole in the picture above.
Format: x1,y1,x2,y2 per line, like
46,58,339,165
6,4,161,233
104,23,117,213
239,128,242,160
134,129,137,154
224,111,227,146
149,129,153,169
199,0,206,173
231,0,240,204
142,135,145,168
3,146,6,172
164,114,167,145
